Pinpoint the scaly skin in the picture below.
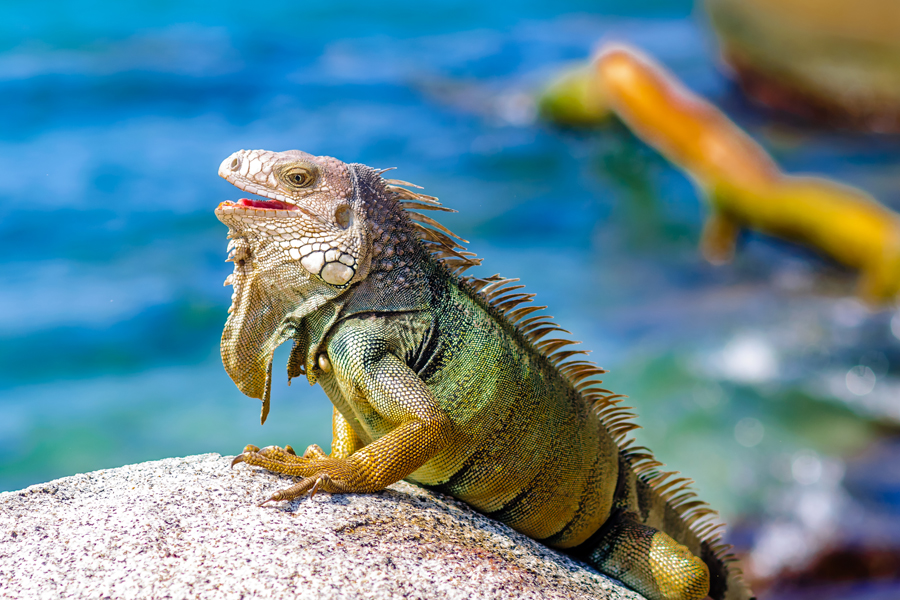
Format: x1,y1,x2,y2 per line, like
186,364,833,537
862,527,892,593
215,149,754,600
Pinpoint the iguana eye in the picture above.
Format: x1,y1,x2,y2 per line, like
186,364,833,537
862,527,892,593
278,162,319,190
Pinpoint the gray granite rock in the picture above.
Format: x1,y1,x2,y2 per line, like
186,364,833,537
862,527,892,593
0,453,641,600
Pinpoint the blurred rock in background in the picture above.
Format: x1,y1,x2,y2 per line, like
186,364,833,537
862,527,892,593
705,0,900,133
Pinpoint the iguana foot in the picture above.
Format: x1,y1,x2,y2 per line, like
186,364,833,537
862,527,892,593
231,444,362,504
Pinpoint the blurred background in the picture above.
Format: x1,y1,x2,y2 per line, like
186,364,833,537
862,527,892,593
1,1,899,597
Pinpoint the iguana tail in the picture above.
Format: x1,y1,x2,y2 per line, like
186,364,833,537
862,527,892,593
568,449,755,600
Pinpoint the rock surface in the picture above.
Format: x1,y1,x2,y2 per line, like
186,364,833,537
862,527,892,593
0,454,640,600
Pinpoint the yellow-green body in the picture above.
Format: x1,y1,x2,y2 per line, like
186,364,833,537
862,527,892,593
315,273,618,548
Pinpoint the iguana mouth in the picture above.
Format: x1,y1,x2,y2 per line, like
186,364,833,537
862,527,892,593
236,197,298,210
217,197,298,211
216,197,327,227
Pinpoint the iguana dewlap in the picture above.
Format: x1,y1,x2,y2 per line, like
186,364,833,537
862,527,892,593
215,149,754,600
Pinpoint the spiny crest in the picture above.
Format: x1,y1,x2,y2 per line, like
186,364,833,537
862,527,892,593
384,178,482,275
384,175,739,570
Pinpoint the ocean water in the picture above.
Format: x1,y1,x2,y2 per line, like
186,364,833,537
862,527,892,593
2,0,900,586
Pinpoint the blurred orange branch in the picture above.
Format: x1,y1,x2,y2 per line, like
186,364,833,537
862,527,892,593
540,43,900,303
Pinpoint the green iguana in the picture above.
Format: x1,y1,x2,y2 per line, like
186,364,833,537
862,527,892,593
216,148,754,600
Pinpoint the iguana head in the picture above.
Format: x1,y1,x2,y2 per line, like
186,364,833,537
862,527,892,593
215,149,372,417
216,148,476,421
218,149,372,287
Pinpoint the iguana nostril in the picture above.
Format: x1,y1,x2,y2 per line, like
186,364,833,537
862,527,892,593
230,156,241,171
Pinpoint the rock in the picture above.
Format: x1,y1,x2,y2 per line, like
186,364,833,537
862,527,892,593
0,454,641,600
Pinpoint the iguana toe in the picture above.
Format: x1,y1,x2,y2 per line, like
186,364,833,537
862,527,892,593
231,444,262,468
257,444,311,463
301,444,328,460
258,474,335,506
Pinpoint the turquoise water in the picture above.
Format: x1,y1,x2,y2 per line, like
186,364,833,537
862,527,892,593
2,0,900,590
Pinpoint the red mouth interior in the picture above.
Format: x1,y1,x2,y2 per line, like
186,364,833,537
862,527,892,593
238,197,298,210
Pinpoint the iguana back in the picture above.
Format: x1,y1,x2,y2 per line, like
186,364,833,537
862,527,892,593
216,149,754,600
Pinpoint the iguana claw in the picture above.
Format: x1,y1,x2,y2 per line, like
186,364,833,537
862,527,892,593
258,490,285,507
308,477,323,498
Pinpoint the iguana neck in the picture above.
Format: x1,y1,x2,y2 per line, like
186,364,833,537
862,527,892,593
341,163,436,317
287,164,440,385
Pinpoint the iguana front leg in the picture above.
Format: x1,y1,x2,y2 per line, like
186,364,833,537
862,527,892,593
233,348,455,504
328,406,363,459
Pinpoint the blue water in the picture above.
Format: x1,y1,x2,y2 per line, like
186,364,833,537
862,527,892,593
3,1,900,589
